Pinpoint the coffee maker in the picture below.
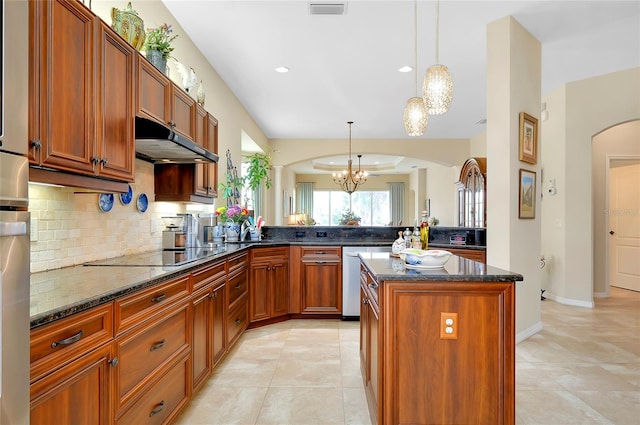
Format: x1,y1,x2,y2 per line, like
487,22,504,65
161,216,186,250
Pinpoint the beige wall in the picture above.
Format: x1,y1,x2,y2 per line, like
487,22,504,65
592,120,640,295
542,67,640,305
487,16,542,339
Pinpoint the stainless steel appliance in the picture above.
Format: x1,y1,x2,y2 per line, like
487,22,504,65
342,246,391,319
0,0,30,423
161,216,187,250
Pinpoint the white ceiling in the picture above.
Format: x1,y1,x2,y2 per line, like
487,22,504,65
164,0,640,172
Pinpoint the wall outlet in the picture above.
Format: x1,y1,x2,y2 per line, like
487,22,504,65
440,312,458,340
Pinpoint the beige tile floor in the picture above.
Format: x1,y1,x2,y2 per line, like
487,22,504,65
175,287,639,425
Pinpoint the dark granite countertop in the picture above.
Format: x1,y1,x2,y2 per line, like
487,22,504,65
30,239,487,329
359,252,523,282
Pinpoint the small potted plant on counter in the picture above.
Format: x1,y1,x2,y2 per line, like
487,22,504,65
339,209,361,226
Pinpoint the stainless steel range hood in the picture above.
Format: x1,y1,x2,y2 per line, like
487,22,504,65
135,116,219,164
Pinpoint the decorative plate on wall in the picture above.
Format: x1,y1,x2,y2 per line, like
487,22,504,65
119,184,133,205
137,193,148,213
98,193,115,213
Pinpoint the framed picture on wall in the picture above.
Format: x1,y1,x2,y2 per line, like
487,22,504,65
519,112,538,164
518,169,536,219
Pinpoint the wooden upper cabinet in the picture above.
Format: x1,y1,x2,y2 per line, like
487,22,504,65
171,87,197,140
136,59,171,125
195,105,209,196
96,21,136,181
28,0,135,185
29,0,96,174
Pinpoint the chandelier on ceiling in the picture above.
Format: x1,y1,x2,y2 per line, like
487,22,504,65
404,0,427,136
422,0,453,115
332,121,367,194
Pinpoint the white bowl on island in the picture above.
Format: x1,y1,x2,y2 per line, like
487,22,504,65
399,249,452,268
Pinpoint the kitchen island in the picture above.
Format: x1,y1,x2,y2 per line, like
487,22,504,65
358,252,523,425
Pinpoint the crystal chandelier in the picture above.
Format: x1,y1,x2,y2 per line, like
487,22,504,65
332,121,367,194
404,0,427,136
422,0,453,115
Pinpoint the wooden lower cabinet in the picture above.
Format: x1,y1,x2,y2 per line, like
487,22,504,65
360,274,380,425
227,257,249,347
116,353,190,425
249,247,289,322
30,341,116,425
361,268,516,425
446,247,486,263
299,247,342,314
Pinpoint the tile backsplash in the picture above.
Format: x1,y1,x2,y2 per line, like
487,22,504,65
28,160,191,273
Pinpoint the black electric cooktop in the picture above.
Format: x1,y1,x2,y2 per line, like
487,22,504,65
83,247,227,267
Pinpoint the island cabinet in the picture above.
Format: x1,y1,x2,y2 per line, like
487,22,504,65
28,0,135,191
446,247,486,263
299,247,342,315
191,260,227,394
226,252,250,347
29,303,116,425
360,256,518,425
113,275,192,424
137,59,196,140
249,247,289,323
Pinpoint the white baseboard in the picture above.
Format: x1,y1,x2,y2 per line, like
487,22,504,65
593,290,609,298
516,321,543,343
545,292,594,308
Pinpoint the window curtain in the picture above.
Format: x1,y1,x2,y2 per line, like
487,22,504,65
389,182,404,225
297,182,313,216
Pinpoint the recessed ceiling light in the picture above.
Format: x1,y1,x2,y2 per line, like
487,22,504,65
275,66,289,73
398,66,413,73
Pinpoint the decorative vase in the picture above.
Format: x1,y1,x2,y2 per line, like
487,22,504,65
225,221,240,243
146,49,167,75
111,2,146,51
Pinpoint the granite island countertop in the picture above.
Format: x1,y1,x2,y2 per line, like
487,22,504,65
359,252,522,282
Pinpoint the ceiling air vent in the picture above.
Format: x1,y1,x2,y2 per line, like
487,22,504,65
309,2,347,15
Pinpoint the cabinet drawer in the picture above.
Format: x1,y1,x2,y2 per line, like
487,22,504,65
116,353,189,425
300,246,341,257
116,302,189,408
192,260,225,292
115,275,190,335
227,252,248,273
250,247,288,261
30,303,114,383
227,294,248,347
227,268,248,308
360,266,379,308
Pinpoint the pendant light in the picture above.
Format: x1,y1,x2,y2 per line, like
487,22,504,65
403,0,427,136
422,0,453,115
332,121,367,194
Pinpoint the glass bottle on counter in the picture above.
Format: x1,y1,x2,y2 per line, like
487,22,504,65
403,228,412,249
412,224,422,249
420,210,429,250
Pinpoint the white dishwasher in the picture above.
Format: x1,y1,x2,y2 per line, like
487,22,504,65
342,246,391,320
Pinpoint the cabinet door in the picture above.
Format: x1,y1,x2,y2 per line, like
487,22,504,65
191,288,212,393
30,0,96,173
366,299,379,419
211,284,227,367
271,260,289,317
205,114,219,195
249,262,271,322
137,58,171,125
30,342,115,425
300,261,342,314
171,86,196,140
96,22,135,181
194,105,209,195
359,285,368,380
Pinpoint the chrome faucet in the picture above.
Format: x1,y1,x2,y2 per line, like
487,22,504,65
240,220,252,242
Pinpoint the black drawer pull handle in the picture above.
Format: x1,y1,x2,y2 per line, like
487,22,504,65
150,339,166,352
234,284,242,290
149,400,165,417
315,261,327,264
235,318,241,324
51,330,84,348
151,293,166,303
368,282,379,290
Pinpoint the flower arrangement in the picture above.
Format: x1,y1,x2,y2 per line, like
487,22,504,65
143,23,178,59
215,205,249,223
339,209,361,226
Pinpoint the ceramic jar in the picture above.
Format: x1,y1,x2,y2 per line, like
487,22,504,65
225,221,240,243
111,2,146,51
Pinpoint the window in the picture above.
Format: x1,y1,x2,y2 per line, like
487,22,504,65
312,190,390,226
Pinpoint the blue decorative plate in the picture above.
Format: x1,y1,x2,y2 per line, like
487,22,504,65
137,193,148,213
119,184,133,205
99,193,114,212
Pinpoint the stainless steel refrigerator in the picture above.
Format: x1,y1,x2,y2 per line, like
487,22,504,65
0,0,30,423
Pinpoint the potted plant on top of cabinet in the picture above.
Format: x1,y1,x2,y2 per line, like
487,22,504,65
143,23,177,74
